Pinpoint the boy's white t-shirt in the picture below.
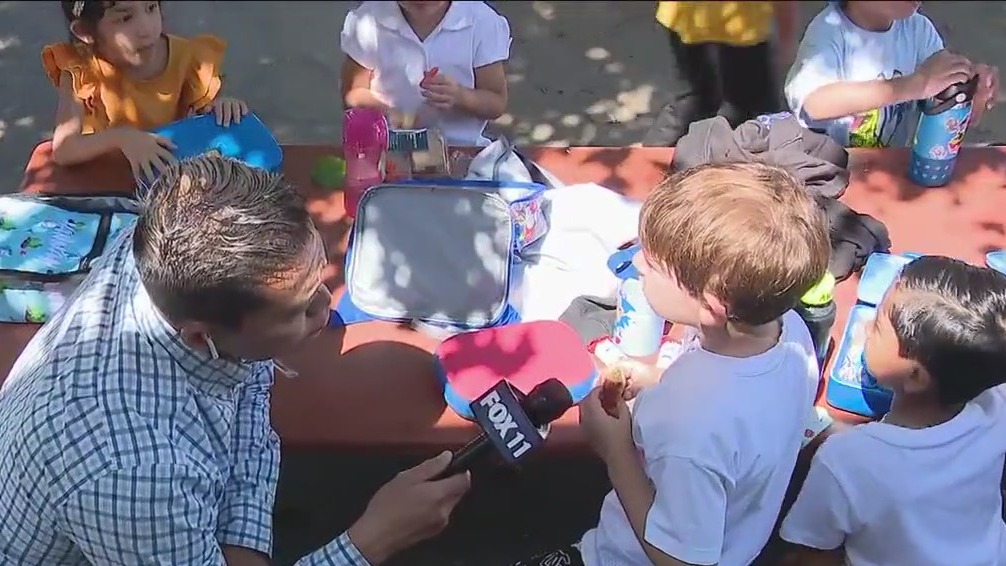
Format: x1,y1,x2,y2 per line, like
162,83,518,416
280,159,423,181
340,1,512,146
780,385,1006,566
580,310,819,566
784,3,944,148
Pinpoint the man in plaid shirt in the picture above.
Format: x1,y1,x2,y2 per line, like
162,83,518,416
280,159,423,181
0,155,470,565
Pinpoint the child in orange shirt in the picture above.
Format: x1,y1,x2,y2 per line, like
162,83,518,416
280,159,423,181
46,1,249,182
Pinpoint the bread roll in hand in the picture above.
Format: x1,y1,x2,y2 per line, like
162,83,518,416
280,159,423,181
598,366,628,418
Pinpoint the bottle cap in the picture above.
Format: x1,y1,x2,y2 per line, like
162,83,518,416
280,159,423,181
935,74,979,103
925,74,980,115
801,271,836,306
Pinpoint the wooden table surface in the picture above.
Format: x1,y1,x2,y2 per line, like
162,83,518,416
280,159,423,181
13,141,1006,450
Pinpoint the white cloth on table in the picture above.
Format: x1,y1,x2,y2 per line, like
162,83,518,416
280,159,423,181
516,183,642,322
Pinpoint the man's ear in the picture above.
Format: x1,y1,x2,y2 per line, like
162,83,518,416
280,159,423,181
699,292,730,326
69,21,94,45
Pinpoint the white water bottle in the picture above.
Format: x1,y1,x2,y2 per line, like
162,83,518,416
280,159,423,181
608,243,665,357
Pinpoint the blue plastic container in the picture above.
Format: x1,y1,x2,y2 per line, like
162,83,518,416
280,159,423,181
826,304,893,418
824,252,915,418
142,112,283,190
857,253,913,306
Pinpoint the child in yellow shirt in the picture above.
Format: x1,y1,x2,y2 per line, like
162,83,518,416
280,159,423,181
644,1,799,146
46,1,250,183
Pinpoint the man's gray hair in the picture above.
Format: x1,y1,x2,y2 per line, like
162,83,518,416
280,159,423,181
133,155,314,327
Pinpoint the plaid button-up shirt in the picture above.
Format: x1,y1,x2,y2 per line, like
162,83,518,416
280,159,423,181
0,231,369,565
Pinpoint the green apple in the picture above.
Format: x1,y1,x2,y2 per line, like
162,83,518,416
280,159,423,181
311,155,347,189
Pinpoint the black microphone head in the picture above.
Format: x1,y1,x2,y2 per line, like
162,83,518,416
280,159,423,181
522,378,574,427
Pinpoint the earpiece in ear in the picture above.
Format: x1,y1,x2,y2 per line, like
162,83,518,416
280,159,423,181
205,335,220,360
275,358,300,379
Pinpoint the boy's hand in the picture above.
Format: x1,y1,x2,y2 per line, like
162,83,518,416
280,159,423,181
909,50,974,100
606,359,661,402
971,64,1000,126
580,387,634,463
206,97,249,127
421,73,463,110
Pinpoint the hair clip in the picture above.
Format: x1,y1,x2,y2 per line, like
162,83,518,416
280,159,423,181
72,1,86,18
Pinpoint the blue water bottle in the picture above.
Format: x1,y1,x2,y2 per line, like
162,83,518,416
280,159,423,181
908,75,979,187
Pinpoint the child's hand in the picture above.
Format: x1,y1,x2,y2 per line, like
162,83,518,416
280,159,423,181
910,50,974,100
113,128,177,184
971,63,999,125
579,387,634,463
421,73,463,111
206,97,249,127
615,359,661,401
598,360,660,416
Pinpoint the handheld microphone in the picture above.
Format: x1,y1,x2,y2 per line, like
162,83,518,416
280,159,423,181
434,378,574,480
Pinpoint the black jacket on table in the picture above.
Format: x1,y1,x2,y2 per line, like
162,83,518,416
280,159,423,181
671,114,891,281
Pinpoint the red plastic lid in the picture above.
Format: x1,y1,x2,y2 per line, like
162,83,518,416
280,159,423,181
436,320,596,400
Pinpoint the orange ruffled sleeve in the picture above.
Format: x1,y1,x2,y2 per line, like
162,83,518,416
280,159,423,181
180,34,227,113
41,42,99,109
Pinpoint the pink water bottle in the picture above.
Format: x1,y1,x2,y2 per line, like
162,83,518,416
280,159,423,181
342,108,389,218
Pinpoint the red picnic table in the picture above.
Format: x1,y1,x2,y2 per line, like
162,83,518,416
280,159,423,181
12,142,1006,452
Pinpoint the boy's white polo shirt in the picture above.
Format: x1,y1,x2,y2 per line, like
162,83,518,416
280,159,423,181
340,1,512,146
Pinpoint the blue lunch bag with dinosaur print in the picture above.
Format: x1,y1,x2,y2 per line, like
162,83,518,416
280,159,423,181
0,193,139,323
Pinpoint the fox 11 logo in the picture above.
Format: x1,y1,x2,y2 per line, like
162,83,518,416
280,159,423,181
470,380,546,464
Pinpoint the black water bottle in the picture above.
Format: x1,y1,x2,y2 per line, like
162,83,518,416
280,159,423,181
797,272,837,372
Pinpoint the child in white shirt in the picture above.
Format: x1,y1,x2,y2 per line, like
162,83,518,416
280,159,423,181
781,255,1006,566
784,1,999,148
509,162,830,566
339,1,511,146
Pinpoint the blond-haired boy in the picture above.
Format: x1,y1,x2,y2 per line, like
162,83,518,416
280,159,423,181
510,162,831,566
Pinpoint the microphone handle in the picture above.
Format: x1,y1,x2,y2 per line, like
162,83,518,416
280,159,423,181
433,432,492,480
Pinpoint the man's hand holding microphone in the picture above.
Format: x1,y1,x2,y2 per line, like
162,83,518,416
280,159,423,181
340,378,573,564
347,452,471,564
